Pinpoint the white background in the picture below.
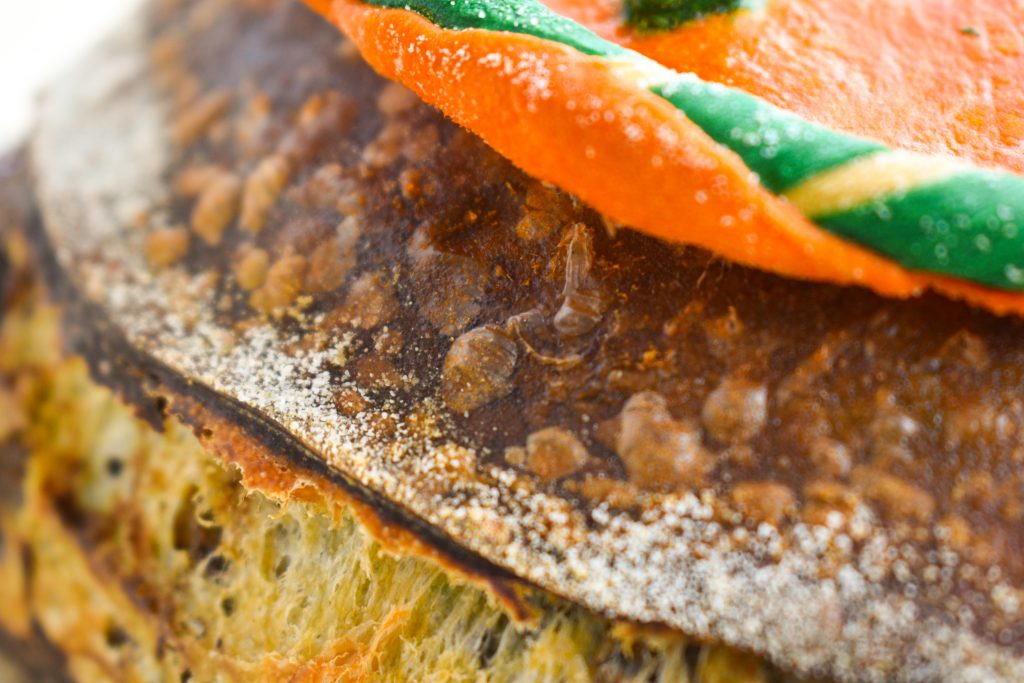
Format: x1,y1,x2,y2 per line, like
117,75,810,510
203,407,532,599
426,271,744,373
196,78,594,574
0,0,142,151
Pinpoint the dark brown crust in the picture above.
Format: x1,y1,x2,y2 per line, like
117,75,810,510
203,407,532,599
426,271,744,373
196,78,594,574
22,190,536,623
23,0,1024,679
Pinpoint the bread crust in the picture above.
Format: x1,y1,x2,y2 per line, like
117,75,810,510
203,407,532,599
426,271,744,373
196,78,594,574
14,0,1024,679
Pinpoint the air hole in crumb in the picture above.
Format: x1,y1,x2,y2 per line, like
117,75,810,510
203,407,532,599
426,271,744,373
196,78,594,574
153,395,169,416
105,624,130,648
684,644,702,677
172,486,222,563
53,493,87,531
221,597,236,616
274,555,291,578
180,671,192,683
106,458,124,477
204,554,230,577
478,614,507,665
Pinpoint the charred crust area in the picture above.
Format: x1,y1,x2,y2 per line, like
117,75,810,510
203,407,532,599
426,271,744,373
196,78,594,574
27,0,1024,676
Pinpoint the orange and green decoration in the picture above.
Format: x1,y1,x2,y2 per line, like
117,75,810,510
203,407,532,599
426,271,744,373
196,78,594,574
306,0,1024,315
625,0,758,31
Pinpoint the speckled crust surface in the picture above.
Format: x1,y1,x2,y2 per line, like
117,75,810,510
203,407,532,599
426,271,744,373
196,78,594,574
25,0,1024,680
